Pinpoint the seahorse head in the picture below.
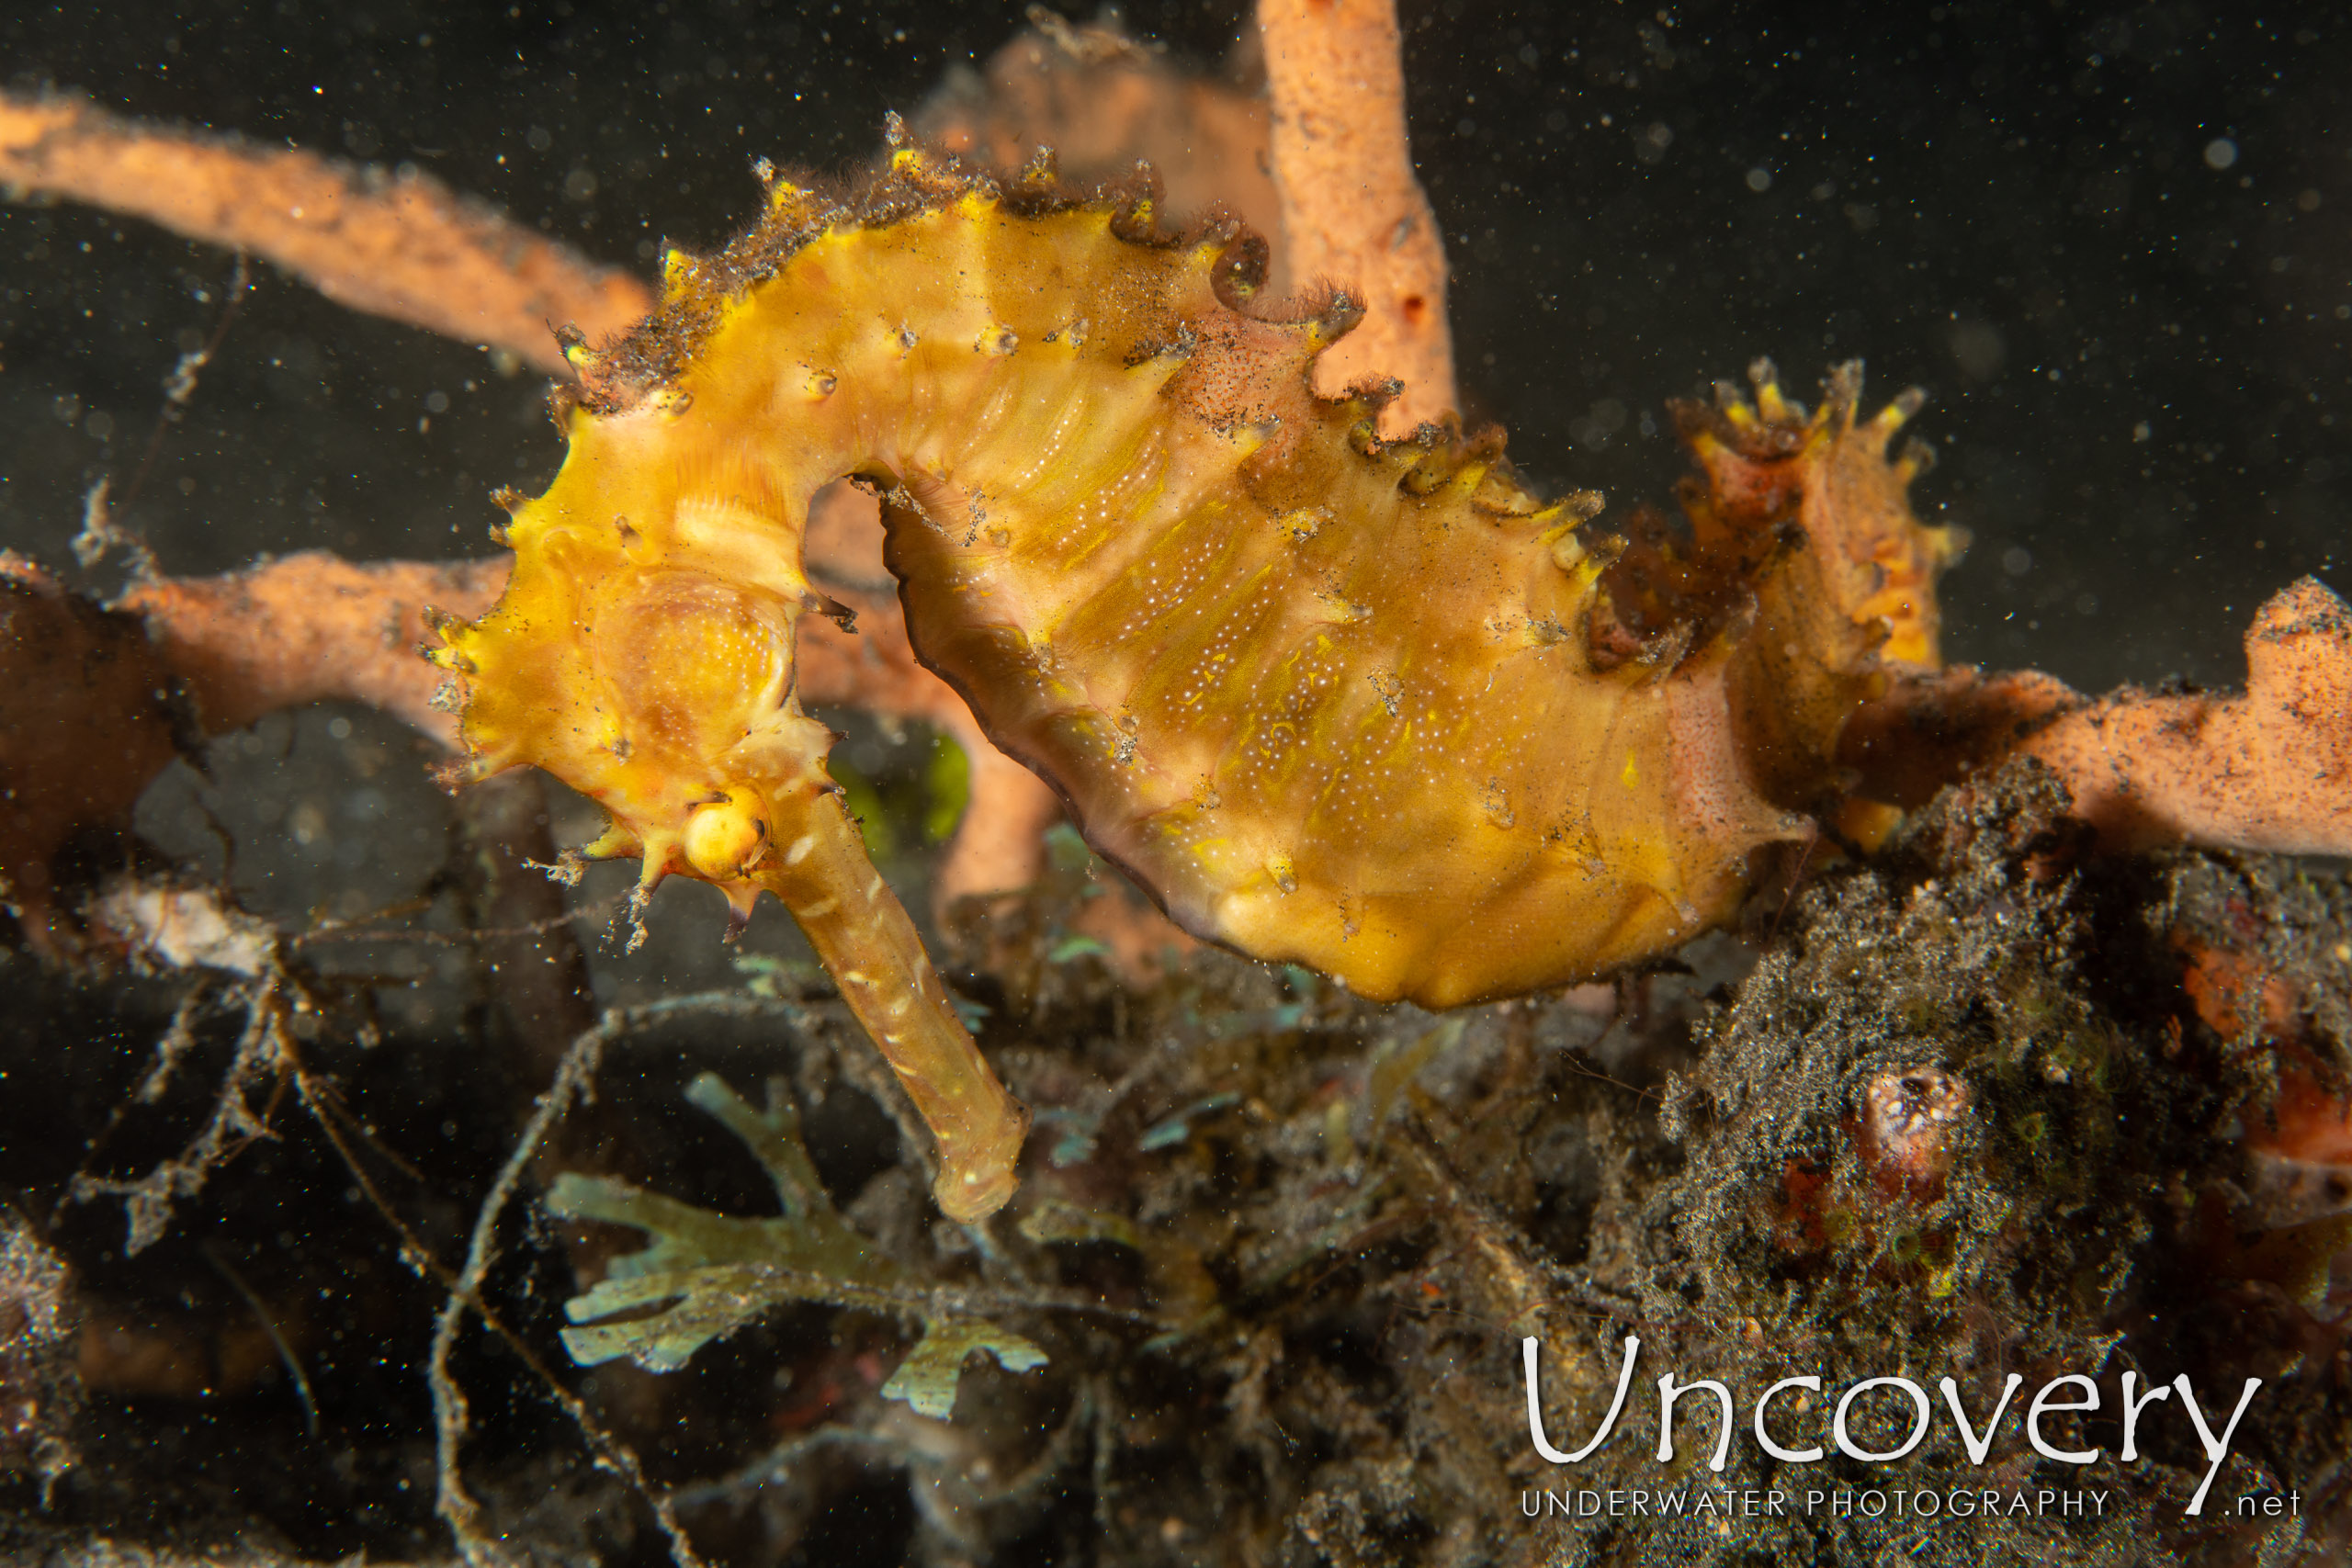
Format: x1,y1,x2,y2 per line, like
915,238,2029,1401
434,441,836,919
587,569,790,765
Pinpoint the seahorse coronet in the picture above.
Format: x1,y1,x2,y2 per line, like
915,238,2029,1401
436,140,1951,1219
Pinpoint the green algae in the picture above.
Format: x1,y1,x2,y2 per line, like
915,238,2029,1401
548,1072,1045,1418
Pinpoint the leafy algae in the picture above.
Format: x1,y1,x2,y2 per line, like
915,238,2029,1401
549,1072,1044,1418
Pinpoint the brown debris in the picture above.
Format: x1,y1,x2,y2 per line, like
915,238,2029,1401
74,1297,306,1405
0,1212,78,1495
0,554,185,953
1856,1066,1970,1201
1258,0,1457,434
0,89,651,373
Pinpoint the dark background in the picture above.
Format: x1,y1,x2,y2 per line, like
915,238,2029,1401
0,0,2346,968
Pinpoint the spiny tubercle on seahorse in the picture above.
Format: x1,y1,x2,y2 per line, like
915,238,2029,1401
427,136,1954,1220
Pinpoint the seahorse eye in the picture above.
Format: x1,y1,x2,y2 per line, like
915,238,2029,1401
589,570,788,760
683,792,771,881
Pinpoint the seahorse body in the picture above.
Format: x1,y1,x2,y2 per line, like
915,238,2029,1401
433,146,1950,1219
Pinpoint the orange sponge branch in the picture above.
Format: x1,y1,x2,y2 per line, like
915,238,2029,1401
1843,576,2352,859
0,89,651,374
1258,0,1456,434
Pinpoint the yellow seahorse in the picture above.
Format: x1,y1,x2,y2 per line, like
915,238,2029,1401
429,140,1953,1220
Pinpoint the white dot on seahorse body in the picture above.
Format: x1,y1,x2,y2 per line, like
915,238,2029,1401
785,834,817,865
